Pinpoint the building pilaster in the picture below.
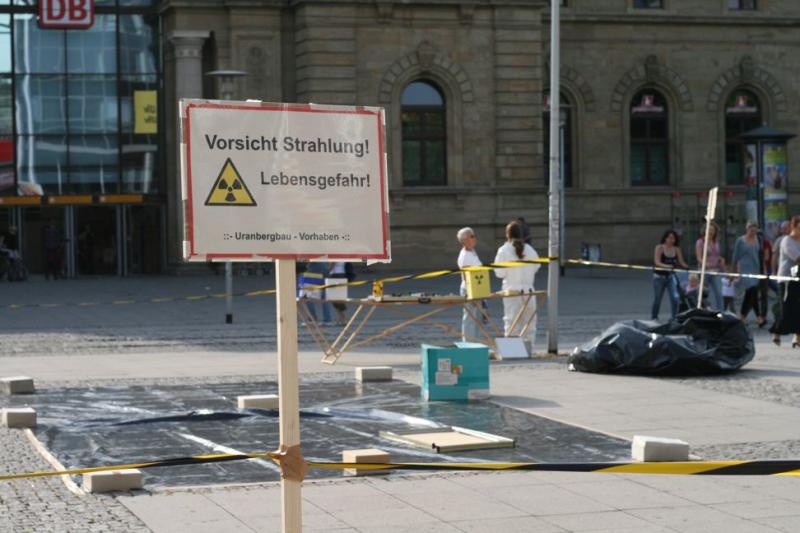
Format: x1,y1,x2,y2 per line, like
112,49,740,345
166,30,210,268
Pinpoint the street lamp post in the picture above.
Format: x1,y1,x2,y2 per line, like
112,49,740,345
205,69,247,101
547,0,561,355
205,70,247,325
559,107,566,277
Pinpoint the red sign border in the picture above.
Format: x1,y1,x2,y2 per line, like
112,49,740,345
183,101,391,262
38,0,95,30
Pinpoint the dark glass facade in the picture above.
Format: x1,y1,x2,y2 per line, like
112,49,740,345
0,1,163,276
2,4,160,196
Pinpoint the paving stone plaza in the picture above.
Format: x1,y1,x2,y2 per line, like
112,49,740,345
1,267,800,532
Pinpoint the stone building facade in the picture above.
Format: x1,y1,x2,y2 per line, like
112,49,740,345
161,0,800,270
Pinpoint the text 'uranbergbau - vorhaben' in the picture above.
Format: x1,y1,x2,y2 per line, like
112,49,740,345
204,134,370,158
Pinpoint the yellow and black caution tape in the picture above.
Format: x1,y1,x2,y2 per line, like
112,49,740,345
2,452,800,481
5,256,790,311
1,258,555,311
0,452,277,481
565,258,797,283
312,460,800,476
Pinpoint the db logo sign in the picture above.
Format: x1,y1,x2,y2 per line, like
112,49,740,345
39,0,95,29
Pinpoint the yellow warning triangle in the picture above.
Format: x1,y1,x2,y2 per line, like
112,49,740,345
205,158,257,207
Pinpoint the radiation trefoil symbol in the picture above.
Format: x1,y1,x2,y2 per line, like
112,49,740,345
204,158,257,207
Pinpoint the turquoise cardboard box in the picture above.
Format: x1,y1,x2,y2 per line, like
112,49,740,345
421,342,490,401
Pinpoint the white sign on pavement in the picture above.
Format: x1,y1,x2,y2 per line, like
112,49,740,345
180,100,391,262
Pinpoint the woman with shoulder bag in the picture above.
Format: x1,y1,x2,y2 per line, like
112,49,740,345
771,215,800,347
731,221,768,327
652,229,688,320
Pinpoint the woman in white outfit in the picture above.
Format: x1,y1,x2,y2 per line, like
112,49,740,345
456,227,482,341
494,221,540,349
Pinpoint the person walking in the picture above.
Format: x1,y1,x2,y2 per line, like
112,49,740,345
456,227,483,342
300,262,332,325
327,261,354,326
695,221,725,310
652,229,688,320
731,221,767,327
771,215,800,346
42,221,64,280
494,220,540,350
1,225,25,281
722,275,737,313
770,220,792,328
772,220,790,277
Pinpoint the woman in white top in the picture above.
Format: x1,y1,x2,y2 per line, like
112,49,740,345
457,227,482,341
494,220,540,349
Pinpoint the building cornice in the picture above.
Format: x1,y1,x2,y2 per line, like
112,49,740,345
159,0,286,14
288,0,546,7
546,13,800,26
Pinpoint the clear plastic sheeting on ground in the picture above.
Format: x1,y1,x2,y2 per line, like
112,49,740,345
568,309,755,375
5,377,631,488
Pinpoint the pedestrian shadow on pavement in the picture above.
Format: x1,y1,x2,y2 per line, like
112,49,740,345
489,395,561,409
726,367,800,379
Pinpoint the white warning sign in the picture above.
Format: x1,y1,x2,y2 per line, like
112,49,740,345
180,100,390,262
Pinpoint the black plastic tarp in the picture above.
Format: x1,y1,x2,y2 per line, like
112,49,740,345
568,309,755,375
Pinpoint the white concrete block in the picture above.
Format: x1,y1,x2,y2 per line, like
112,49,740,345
355,366,392,382
83,469,143,493
342,448,390,476
632,435,690,462
1,407,37,428
237,394,279,409
0,376,35,395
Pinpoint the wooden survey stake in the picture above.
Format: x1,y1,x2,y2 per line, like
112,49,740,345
698,187,719,309
276,260,302,531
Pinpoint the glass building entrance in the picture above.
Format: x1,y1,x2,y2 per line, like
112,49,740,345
76,205,116,275
2,201,162,276
0,1,164,276
74,204,164,276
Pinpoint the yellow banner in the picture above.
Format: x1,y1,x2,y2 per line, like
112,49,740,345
134,90,158,134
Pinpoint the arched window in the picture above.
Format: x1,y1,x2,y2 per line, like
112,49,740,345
543,91,573,188
725,89,761,185
401,80,446,186
630,89,668,185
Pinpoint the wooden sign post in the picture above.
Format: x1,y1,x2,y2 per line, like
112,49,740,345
276,259,302,531
179,100,391,532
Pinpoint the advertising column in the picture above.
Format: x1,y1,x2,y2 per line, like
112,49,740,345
740,126,796,243
762,143,789,242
